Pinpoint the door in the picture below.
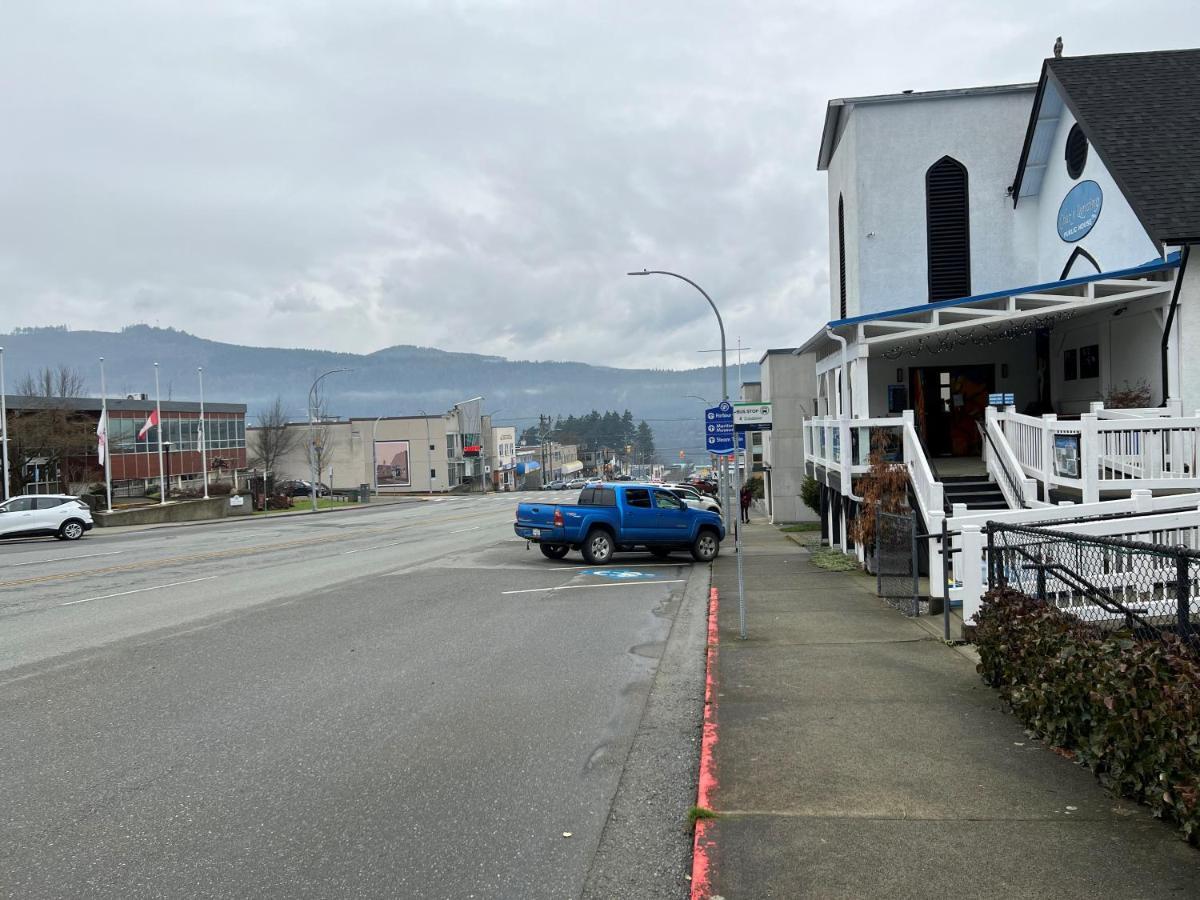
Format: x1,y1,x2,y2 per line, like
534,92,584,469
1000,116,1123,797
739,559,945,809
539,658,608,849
622,488,657,541
0,497,37,537
910,365,994,456
653,489,691,540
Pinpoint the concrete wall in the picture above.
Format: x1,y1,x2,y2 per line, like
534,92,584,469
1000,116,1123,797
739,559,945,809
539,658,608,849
95,494,252,527
761,351,819,522
827,89,1036,319
260,416,451,493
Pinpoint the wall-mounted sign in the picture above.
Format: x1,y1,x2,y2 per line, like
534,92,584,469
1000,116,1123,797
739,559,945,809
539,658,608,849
375,440,411,486
988,393,1015,406
1057,180,1103,243
1053,433,1080,479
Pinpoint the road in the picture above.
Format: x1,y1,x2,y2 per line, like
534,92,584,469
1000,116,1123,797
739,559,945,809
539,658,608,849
0,492,707,899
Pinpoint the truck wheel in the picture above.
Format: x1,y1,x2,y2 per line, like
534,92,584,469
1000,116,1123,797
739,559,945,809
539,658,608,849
582,529,615,565
540,544,569,559
690,529,719,562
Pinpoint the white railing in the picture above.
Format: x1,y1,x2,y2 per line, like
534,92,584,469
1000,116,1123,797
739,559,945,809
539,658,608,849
902,414,943,524
981,409,1040,510
1092,399,1182,419
951,490,1200,623
993,406,1200,503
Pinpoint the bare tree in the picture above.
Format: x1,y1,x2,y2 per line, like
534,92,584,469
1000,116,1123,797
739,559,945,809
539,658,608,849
249,396,299,486
308,383,333,488
7,366,95,494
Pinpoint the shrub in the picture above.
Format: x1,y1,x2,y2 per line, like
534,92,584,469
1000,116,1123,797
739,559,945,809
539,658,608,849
1105,379,1153,409
801,475,821,515
975,588,1200,843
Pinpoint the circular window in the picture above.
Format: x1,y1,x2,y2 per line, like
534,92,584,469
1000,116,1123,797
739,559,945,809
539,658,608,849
1065,124,1088,179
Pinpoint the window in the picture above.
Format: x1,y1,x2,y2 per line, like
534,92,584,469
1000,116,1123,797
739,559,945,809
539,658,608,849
1080,344,1099,379
34,497,66,509
430,468,437,479
625,488,652,508
1064,348,1078,381
837,194,847,319
653,490,683,510
2,498,34,512
925,156,971,302
1065,124,1088,179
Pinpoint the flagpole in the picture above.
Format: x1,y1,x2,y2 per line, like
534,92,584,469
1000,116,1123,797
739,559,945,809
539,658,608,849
198,367,209,499
154,363,166,505
99,357,112,512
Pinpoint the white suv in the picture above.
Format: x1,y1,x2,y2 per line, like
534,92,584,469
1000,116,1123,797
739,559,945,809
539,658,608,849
0,494,95,541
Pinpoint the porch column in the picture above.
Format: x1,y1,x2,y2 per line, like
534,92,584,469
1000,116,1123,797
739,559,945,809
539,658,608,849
851,356,870,419
1080,413,1100,503
960,524,986,628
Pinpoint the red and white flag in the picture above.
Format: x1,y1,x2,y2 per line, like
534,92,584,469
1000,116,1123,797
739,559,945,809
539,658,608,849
96,412,108,466
137,409,160,440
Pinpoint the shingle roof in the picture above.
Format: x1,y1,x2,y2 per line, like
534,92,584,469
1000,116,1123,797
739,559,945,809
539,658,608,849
1042,49,1200,245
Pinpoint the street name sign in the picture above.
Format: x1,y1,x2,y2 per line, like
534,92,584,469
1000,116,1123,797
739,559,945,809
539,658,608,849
734,401,773,431
705,401,735,454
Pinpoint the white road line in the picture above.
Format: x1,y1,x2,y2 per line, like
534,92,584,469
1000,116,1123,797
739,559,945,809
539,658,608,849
341,540,404,555
6,550,124,568
501,579,685,596
59,575,220,607
448,526,481,534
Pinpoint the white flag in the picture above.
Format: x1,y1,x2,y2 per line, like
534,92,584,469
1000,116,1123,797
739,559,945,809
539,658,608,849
96,412,108,467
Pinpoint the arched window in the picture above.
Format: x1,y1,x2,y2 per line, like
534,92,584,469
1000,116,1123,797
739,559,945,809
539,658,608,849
1059,246,1100,280
926,156,971,302
837,194,847,319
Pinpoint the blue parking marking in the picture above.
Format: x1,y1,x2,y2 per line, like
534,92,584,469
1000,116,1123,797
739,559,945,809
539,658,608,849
580,569,661,580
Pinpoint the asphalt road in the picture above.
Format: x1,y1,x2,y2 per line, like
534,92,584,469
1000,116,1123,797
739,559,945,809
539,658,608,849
0,492,706,899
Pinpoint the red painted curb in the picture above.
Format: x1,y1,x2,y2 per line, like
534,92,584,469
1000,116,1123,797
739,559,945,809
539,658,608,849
690,586,720,900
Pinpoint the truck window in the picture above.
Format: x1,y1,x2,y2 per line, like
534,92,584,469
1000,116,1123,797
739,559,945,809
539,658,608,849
578,488,595,505
654,490,684,510
625,488,652,508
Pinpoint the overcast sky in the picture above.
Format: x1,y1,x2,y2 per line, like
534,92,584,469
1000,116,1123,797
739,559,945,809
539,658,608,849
1,2,1195,369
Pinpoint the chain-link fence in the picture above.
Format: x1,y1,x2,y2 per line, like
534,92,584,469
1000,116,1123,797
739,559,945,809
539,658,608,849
876,507,919,616
985,522,1199,652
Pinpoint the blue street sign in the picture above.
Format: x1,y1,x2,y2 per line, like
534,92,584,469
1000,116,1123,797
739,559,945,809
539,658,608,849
705,402,735,454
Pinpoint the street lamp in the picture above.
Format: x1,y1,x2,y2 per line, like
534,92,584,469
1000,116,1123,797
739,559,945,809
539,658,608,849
371,415,384,494
308,368,351,512
628,269,746,639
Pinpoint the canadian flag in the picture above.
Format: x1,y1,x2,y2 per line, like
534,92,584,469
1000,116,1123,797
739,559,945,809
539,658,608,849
137,409,160,440
96,412,108,466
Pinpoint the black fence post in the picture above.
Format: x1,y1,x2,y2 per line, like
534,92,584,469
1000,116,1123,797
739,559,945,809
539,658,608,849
910,508,920,617
1176,551,1192,642
1036,561,1047,603
986,526,996,591
941,517,951,642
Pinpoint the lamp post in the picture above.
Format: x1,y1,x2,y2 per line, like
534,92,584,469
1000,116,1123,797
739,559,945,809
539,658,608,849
371,415,384,494
629,269,746,639
308,368,351,512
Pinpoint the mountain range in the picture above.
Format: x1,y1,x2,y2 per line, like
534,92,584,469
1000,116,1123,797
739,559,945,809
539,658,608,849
0,326,761,462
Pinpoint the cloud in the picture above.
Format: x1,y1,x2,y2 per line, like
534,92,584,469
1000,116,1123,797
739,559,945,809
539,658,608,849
0,1,1193,368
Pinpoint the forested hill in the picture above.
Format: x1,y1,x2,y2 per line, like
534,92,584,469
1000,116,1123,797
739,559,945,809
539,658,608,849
0,326,759,463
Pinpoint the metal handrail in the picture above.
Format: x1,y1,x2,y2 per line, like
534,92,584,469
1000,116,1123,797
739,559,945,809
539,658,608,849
977,420,1027,509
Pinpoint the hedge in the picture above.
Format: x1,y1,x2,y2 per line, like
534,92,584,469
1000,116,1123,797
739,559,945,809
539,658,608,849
975,587,1200,844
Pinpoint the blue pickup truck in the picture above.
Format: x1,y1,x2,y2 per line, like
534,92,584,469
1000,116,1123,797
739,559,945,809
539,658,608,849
514,483,725,564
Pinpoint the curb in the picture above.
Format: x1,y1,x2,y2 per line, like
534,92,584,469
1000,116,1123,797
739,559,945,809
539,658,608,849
690,585,720,900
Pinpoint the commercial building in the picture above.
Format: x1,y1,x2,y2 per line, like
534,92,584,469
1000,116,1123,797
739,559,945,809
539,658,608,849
490,425,517,491
2,394,247,496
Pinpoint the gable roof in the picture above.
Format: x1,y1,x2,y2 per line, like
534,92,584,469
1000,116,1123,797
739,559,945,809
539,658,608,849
1012,48,1200,245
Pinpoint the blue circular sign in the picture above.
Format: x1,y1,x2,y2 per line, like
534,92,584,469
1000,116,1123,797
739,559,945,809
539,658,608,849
1057,180,1102,243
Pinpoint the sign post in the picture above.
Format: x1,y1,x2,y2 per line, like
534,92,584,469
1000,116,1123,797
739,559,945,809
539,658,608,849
731,402,773,638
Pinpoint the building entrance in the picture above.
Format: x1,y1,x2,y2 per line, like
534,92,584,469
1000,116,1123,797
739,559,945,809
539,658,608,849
910,364,995,457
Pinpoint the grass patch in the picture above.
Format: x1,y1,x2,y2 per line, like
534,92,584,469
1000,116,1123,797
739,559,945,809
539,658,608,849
810,548,860,571
688,805,719,825
778,522,821,533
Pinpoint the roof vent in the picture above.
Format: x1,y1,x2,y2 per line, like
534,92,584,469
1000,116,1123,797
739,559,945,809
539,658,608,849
902,89,914,94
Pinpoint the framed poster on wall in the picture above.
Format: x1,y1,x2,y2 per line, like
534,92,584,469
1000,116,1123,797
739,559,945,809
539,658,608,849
887,384,907,414
374,440,411,487
1053,434,1080,479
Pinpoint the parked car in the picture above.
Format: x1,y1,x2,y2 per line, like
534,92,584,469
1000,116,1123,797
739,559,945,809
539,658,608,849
566,478,588,489
514,482,725,563
0,494,94,541
546,480,568,491
665,484,723,516
279,480,330,497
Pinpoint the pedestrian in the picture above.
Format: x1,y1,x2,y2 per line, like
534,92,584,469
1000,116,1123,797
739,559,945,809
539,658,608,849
739,483,752,524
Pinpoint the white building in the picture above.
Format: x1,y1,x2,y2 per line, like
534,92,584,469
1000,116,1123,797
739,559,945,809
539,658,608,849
490,425,517,491
777,46,1200,622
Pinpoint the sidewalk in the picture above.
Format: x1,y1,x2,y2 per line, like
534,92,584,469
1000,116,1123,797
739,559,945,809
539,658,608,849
700,523,1200,899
